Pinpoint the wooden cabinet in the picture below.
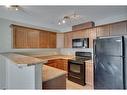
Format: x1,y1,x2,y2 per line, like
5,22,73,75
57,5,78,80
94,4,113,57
49,32,56,48
47,60,57,67
60,59,68,71
110,21,127,36
87,28,97,48
39,31,49,48
27,29,40,48
13,26,29,48
96,21,127,37
46,59,68,71
72,30,89,39
64,32,73,48
96,25,110,37
12,25,56,48
85,61,93,87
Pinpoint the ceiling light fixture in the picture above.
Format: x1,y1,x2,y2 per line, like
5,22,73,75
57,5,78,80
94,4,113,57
5,5,11,8
58,12,80,25
62,19,66,24
5,5,20,11
58,20,61,25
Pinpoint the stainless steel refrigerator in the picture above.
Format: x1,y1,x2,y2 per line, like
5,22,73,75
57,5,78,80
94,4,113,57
94,36,127,89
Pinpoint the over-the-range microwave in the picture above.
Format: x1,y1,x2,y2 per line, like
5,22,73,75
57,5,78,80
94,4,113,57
72,38,89,48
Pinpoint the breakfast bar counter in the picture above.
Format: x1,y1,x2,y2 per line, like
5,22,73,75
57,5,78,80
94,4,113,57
1,53,47,65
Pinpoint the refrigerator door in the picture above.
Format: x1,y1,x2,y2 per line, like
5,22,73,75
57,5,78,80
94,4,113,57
94,36,124,89
124,36,127,89
95,36,123,56
94,55,124,89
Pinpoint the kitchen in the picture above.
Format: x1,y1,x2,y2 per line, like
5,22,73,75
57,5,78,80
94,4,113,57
0,6,127,90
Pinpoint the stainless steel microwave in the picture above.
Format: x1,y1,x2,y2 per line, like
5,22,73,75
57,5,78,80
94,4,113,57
72,38,89,48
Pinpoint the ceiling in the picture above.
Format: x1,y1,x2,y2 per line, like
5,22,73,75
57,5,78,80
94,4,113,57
0,6,127,32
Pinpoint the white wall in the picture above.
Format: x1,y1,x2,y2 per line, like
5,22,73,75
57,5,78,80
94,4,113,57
0,18,60,56
56,33,64,48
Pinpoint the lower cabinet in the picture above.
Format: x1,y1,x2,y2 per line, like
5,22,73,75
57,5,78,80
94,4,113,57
85,61,93,88
45,59,68,71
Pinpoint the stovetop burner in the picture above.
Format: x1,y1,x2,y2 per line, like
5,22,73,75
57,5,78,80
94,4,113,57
69,52,92,63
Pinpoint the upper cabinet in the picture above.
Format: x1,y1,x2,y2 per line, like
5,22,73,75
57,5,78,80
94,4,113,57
72,30,88,39
96,25,110,37
39,31,49,48
64,32,73,48
87,28,97,48
13,26,29,48
109,21,127,36
64,21,127,48
27,29,40,48
12,25,56,48
49,32,56,48
40,31,56,48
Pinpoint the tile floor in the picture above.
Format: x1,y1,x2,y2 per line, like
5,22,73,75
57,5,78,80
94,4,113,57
66,79,93,90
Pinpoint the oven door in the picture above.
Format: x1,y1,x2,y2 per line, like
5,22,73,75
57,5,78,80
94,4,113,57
68,60,85,85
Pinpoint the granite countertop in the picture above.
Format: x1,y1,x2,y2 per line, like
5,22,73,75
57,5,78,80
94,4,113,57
1,53,47,65
43,65,66,82
36,55,75,61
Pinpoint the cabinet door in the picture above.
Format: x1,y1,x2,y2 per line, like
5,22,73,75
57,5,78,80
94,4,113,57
46,59,68,71
14,27,28,48
83,29,89,38
110,22,127,36
57,59,68,71
49,32,56,48
85,61,93,87
56,59,63,70
47,60,57,68
27,29,40,48
87,28,97,48
73,29,89,38
39,31,49,48
96,25,110,37
62,59,68,71
64,32,73,48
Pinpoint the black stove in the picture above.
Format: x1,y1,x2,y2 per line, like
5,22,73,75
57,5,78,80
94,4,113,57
68,52,92,85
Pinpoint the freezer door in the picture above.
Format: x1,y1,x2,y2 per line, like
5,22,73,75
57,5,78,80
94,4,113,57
95,37,123,56
94,55,124,89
